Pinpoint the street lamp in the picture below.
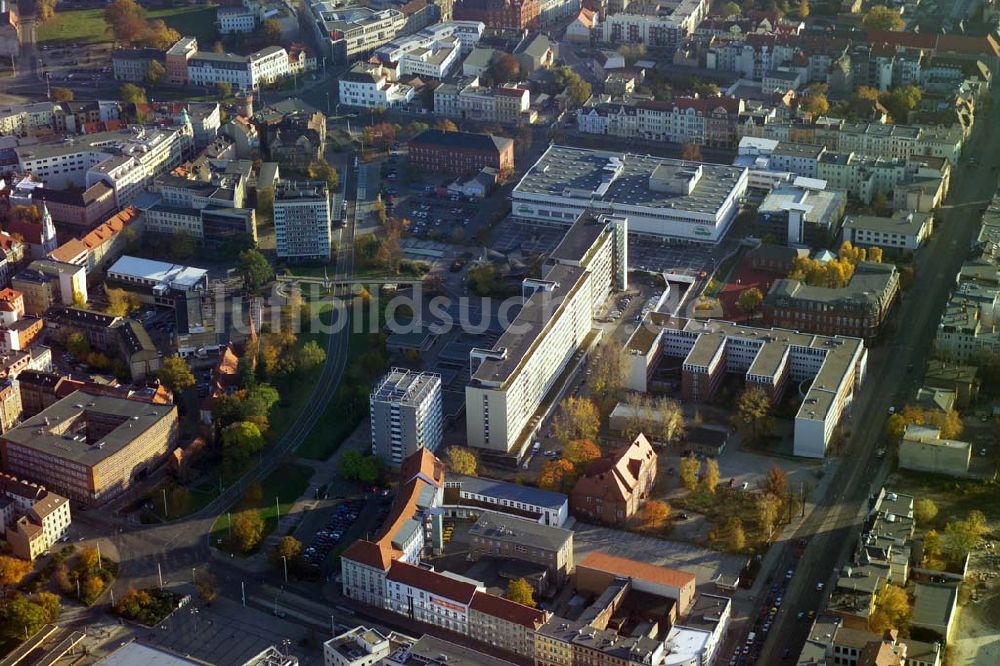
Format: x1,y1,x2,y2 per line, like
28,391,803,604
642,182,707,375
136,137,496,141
281,555,288,584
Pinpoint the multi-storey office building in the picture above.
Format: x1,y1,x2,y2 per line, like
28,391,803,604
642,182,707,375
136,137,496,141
0,391,178,505
374,20,484,64
512,145,748,243
370,369,443,467
599,0,708,49
466,213,627,454
273,180,332,261
623,315,868,457
308,1,406,63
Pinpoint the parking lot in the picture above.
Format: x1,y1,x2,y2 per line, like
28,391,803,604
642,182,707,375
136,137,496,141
299,497,366,572
380,157,484,242
491,220,565,255
38,42,115,84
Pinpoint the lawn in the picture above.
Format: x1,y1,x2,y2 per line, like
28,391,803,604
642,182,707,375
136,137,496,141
211,461,315,553
37,6,219,45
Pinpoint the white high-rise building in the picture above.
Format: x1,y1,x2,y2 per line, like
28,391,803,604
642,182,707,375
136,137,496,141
273,180,332,261
370,369,443,467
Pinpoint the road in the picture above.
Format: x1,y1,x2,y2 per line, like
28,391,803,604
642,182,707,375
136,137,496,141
752,101,1000,663
104,162,360,592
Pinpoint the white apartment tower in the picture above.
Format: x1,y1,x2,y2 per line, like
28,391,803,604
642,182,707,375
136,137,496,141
273,180,332,261
370,369,443,466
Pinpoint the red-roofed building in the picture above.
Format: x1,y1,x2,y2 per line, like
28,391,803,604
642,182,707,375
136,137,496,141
385,560,482,633
570,434,657,525
0,288,23,326
468,590,548,657
47,206,138,275
340,539,399,606
577,551,696,612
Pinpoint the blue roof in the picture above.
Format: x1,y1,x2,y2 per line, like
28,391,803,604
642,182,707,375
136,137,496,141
448,474,567,510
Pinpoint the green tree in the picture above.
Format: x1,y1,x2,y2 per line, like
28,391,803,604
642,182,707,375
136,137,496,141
736,287,764,316
881,85,921,123
679,456,700,492
914,499,939,526
446,446,478,476
146,59,166,85
170,230,195,259
157,356,196,393
66,331,90,357
862,5,904,31
238,249,273,294
467,264,500,296
722,1,741,16
231,509,265,552
297,340,326,373
4,596,47,638
506,577,536,607
338,451,382,485
119,83,147,106
222,421,266,461
732,386,774,445
216,81,233,101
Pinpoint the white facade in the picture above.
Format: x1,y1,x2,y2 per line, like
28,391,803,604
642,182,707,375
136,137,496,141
187,46,292,90
600,0,708,49
339,63,415,108
842,212,933,251
274,181,332,260
324,627,390,666
397,39,460,79
370,369,443,466
217,4,259,34
375,20,484,63
309,1,406,62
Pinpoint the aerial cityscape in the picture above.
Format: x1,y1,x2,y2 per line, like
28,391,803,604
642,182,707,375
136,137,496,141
0,0,996,664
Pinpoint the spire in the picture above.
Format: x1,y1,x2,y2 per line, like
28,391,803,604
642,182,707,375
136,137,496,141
40,203,57,255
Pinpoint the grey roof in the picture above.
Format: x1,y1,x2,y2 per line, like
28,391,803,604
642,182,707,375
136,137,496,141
548,212,610,263
392,635,518,666
911,583,958,630
766,262,898,312
759,186,845,228
843,211,933,235
448,473,567,510
3,390,176,467
469,510,573,552
514,145,746,218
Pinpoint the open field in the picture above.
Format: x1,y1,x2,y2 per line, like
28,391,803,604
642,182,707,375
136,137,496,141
37,6,219,45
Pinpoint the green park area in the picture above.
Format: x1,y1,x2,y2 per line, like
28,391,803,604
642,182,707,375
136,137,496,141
37,5,219,45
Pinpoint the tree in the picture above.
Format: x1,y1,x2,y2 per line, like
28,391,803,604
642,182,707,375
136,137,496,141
262,18,282,42
158,356,195,393
679,456,700,492
216,81,233,101
297,341,326,373
446,446,478,476
4,596,47,638
914,499,939,526
870,583,910,632
307,158,338,190
539,459,577,493
881,85,921,123
488,52,521,83
119,83,147,106
82,575,106,601
942,515,985,562
105,287,140,317
142,19,180,50
108,11,147,45
145,59,166,85
338,451,382,485
467,264,500,296
736,288,764,316
732,386,774,446
725,517,746,551
641,500,670,528
170,230,195,260
238,249,273,294
796,0,810,19
231,509,265,552
51,87,74,102
756,493,782,538
0,555,31,595
800,93,830,116
195,572,218,603
78,546,100,573
66,331,90,357
763,466,789,500
435,118,459,132
274,536,302,561
37,0,58,21
257,187,274,219
506,577,536,607
680,142,703,161
722,1,741,16
552,396,600,444
222,421,266,462
868,246,884,263
928,409,964,440
36,592,60,623
563,439,602,469
862,5,904,31
702,458,720,494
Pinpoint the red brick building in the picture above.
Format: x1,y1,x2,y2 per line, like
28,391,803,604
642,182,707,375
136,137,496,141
454,0,539,30
408,129,514,176
570,434,657,525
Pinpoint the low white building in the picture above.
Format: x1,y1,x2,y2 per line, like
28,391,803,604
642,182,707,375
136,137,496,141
338,62,415,108
444,474,569,526
375,20,484,64
842,211,934,252
216,3,259,34
324,627,391,666
398,38,460,79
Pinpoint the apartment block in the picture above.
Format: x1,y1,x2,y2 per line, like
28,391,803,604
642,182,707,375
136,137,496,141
374,21,485,64
407,129,513,176
624,315,868,458
468,510,574,584
466,213,627,454
307,1,406,63
842,211,934,252
273,180,332,261
48,207,141,275
577,95,745,148
0,472,71,561
599,0,708,50
11,259,87,315
338,62,415,109
0,390,178,505
370,369,443,467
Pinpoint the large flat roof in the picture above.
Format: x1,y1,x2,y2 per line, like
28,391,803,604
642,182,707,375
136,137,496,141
448,473,567,510
469,510,572,552
513,145,746,218
108,256,208,291
3,390,176,467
